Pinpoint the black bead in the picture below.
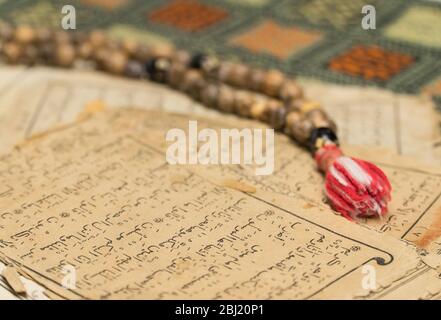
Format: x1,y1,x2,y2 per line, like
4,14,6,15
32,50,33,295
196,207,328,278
145,57,170,83
308,127,339,153
189,53,207,69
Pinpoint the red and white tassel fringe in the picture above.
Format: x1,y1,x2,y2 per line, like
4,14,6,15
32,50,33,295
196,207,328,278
315,145,392,220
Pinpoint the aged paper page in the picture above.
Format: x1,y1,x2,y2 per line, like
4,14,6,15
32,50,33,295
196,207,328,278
0,109,434,299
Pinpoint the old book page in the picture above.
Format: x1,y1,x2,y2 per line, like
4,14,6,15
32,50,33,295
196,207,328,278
0,109,439,299
0,110,434,299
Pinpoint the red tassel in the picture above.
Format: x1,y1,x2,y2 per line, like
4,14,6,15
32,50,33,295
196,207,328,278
315,145,391,220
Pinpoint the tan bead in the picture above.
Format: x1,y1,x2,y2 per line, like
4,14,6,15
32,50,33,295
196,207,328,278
120,39,139,56
15,26,35,44
23,45,39,65
262,69,284,97
234,90,254,117
3,42,22,63
149,44,175,58
217,85,235,113
285,111,302,128
248,69,265,91
305,109,327,127
291,118,314,145
0,22,13,40
265,100,286,129
78,42,93,59
89,30,107,48
230,63,250,87
218,61,234,83
36,28,52,42
279,80,303,102
55,43,75,67
54,31,71,44
173,50,191,65
105,51,128,74
180,69,204,98
168,62,186,88
250,100,267,120
200,83,219,108
134,44,151,61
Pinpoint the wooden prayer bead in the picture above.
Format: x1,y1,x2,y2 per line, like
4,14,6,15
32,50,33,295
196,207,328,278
291,118,314,144
217,85,235,113
279,80,303,102
149,45,175,59
55,43,76,67
120,39,139,57
15,26,35,44
89,30,107,48
265,100,286,130
248,69,265,91
200,83,219,108
168,62,186,88
173,50,191,66
78,42,93,59
104,51,128,74
230,63,250,88
233,90,254,117
36,28,52,43
250,100,267,120
3,42,22,63
180,69,205,99
218,61,234,83
262,69,284,97
0,23,13,41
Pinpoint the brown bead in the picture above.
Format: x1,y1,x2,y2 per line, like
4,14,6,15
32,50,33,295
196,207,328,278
36,28,52,43
133,44,151,61
168,62,186,88
250,100,266,120
200,56,220,77
262,69,284,97
229,63,250,87
279,80,303,102
285,111,302,132
305,109,328,127
54,31,71,44
264,100,286,129
55,43,76,67
149,44,175,59
38,42,55,62
0,22,13,40
248,69,265,91
217,85,235,113
180,69,205,99
15,26,35,44
3,42,22,63
121,39,139,57
89,30,107,48
200,83,219,108
78,42,93,59
104,51,128,74
173,50,191,65
23,45,39,65
218,61,234,83
291,118,314,145
234,90,254,117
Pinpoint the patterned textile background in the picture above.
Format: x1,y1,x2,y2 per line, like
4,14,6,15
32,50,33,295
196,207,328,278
1,0,441,111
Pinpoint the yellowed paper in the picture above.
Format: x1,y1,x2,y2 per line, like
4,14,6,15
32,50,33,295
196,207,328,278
0,109,439,300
